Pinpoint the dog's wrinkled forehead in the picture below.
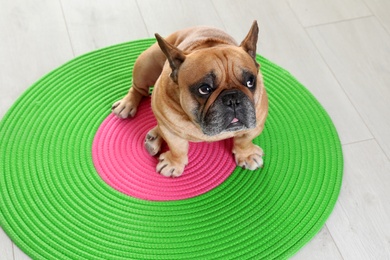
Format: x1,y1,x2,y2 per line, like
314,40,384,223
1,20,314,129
179,46,258,87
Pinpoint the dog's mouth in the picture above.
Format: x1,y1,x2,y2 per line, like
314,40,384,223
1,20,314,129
226,117,245,130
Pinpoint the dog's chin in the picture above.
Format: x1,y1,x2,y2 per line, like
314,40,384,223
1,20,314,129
200,117,254,136
225,120,246,132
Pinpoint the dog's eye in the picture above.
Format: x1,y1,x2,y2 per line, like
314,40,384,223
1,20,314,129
198,84,213,95
246,76,255,88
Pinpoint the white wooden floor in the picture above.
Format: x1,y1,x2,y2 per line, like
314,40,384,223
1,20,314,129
1,0,390,259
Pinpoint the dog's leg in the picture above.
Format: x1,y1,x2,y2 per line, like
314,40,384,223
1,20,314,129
144,126,163,156
156,126,189,177
232,132,264,170
112,43,166,118
233,85,268,171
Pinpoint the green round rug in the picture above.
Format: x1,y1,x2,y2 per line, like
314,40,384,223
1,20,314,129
0,39,343,259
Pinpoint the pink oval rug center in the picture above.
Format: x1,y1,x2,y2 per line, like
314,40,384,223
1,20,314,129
92,98,236,201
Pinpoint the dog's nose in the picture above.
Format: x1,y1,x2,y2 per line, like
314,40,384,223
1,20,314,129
221,90,241,107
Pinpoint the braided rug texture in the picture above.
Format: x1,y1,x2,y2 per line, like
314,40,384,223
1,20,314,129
0,39,343,259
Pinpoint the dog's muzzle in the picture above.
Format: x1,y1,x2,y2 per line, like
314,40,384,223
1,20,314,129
201,89,256,136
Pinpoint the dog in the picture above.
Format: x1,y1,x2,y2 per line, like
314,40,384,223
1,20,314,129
112,21,268,177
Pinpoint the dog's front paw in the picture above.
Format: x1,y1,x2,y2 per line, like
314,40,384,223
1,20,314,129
157,151,188,178
144,128,163,156
233,144,264,170
112,99,138,118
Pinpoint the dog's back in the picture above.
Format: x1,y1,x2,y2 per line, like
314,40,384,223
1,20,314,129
166,26,238,51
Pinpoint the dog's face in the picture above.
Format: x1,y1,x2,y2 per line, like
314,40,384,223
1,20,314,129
178,47,259,136
155,21,260,137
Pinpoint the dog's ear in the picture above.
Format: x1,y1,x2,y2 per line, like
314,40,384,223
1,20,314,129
240,20,259,68
155,33,186,83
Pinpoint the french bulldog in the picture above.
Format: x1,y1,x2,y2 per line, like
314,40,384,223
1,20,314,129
112,21,268,177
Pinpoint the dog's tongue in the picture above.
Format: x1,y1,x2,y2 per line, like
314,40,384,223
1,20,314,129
231,118,239,123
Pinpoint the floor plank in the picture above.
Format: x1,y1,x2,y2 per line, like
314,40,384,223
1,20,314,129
363,0,390,34
0,228,14,260
0,0,74,119
136,0,225,37
307,17,390,159
327,140,390,259
212,0,372,145
61,0,148,56
287,0,372,27
13,245,31,260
